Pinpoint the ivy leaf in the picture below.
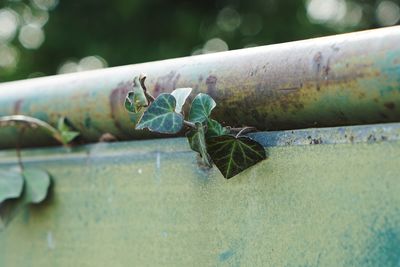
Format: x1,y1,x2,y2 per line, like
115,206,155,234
0,169,24,203
23,168,51,204
136,93,183,134
188,93,216,123
186,122,212,167
206,119,229,138
57,117,79,145
171,88,192,113
124,76,148,113
207,135,266,179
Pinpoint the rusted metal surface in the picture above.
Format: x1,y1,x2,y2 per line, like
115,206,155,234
1,26,400,148
249,122,400,147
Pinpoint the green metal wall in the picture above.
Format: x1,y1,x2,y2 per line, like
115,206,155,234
0,123,399,266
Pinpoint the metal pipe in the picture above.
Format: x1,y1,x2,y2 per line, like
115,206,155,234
1,26,400,148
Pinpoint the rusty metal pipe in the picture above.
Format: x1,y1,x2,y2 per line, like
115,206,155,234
1,26,400,148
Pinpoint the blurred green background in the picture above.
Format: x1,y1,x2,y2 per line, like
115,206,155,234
0,0,399,82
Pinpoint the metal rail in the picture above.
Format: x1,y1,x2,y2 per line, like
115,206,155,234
0,26,400,148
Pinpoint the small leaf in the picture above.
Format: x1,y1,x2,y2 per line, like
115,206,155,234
171,88,192,113
188,93,216,123
206,119,229,138
186,122,212,167
0,169,24,203
136,94,183,134
207,135,266,179
124,76,149,113
23,168,51,204
57,117,79,144
60,131,79,144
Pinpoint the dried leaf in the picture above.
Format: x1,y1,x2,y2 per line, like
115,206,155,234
124,76,149,113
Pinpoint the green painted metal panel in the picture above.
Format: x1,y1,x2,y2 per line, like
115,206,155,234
0,123,399,266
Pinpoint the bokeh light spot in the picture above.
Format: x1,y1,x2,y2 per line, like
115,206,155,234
31,0,59,11
203,38,229,53
376,1,400,26
58,55,108,74
18,23,45,49
79,56,108,71
307,0,347,23
0,8,20,42
217,7,241,32
0,44,19,70
57,60,79,74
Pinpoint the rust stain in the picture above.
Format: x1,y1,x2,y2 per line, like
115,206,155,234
153,71,180,96
206,75,218,97
384,102,396,110
313,52,323,91
13,99,23,114
109,81,131,132
323,58,331,77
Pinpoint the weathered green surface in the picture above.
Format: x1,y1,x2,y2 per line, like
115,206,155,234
0,123,399,266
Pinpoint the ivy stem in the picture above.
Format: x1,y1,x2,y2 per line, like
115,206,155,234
183,120,196,129
234,127,257,138
139,73,155,103
0,115,64,145
16,128,24,172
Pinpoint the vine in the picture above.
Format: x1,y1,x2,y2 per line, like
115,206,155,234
125,75,267,179
0,116,79,218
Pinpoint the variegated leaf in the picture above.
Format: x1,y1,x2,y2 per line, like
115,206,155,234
171,88,192,113
188,93,216,123
136,94,183,134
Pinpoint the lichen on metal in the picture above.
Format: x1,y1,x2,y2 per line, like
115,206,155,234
0,26,400,148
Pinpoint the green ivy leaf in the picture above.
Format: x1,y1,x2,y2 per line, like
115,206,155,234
188,93,216,123
186,122,212,167
171,87,192,113
0,169,24,203
57,117,79,145
23,168,51,204
60,131,79,144
136,93,183,134
206,119,229,138
207,135,266,179
125,76,149,113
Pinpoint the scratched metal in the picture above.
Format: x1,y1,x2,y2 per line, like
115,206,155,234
0,26,400,148
0,123,399,266
249,122,400,147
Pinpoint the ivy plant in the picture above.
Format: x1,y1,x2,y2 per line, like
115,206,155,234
125,75,267,179
0,115,79,209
